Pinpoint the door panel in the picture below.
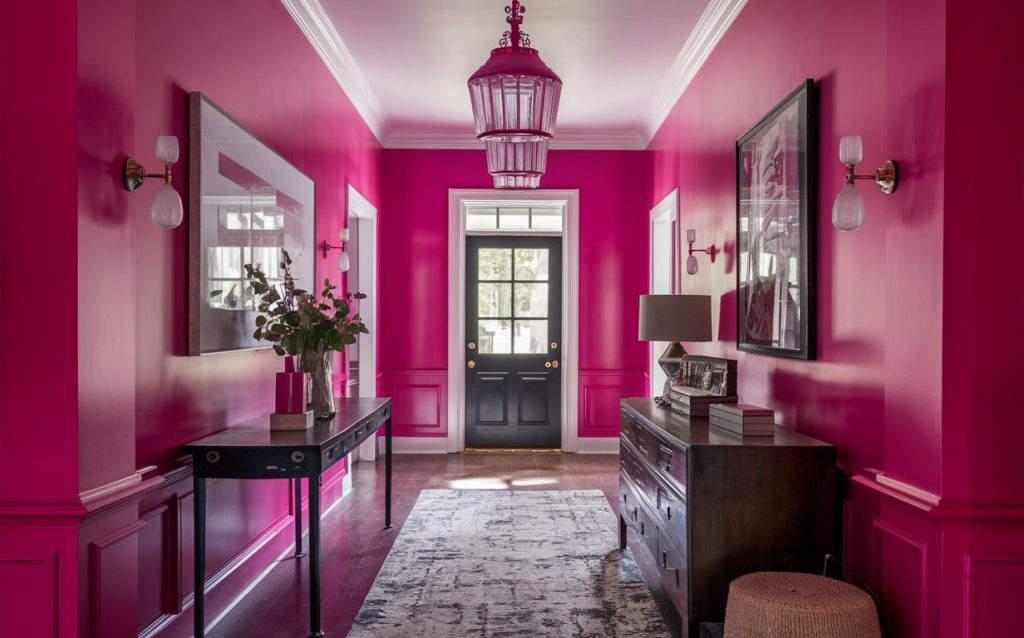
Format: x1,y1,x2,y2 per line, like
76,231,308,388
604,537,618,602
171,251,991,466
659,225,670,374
466,235,562,448
518,374,550,425
476,374,509,424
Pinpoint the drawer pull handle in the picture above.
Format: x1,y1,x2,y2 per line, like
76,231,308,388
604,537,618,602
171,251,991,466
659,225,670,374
291,451,305,463
662,550,668,569
640,522,645,535
666,506,672,520
206,451,220,463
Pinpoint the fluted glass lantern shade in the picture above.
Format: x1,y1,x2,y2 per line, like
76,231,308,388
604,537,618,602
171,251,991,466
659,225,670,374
151,182,184,229
485,139,548,189
337,250,350,272
686,254,699,275
839,135,863,165
468,0,561,189
155,135,179,164
832,183,865,232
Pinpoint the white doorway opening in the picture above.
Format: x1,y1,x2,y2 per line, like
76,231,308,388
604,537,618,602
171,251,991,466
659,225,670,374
448,189,580,453
345,184,379,462
649,189,679,397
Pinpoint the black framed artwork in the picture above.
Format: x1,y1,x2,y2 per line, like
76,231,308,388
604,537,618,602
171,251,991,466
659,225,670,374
736,79,817,360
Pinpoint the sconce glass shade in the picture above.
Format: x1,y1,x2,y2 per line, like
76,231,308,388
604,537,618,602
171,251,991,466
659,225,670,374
839,135,863,165
337,250,350,272
686,228,696,243
155,135,179,164
151,182,183,229
686,254,699,275
832,183,865,232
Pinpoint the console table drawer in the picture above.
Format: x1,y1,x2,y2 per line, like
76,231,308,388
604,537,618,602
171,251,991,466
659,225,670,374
622,413,662,465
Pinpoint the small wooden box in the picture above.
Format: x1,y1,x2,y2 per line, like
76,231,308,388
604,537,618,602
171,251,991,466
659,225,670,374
269,410,314,430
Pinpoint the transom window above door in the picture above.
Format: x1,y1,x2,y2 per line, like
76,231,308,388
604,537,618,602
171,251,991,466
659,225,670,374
465,204,564,233
476,247,550,355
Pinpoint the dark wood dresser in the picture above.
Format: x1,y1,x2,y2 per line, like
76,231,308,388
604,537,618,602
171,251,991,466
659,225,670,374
618,398,837,636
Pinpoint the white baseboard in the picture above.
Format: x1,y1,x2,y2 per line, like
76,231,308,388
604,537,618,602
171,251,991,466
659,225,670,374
391,436,449,454
575,437,621,454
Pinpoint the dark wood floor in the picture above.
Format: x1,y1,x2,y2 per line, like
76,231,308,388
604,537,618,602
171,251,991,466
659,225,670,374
209,453,678,638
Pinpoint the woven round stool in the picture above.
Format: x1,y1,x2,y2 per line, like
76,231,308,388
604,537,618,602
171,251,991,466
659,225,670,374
724,572,880,638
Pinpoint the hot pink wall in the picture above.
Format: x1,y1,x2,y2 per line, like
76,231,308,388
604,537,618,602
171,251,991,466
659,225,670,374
379,150,651,438
1,4,82,636
648,0,1023,636
3,0,381,636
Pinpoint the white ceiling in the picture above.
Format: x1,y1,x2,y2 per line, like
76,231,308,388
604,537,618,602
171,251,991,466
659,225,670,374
283,0,747,149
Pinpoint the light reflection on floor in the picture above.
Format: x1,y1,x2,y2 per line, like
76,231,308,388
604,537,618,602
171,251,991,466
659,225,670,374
445,475,560,490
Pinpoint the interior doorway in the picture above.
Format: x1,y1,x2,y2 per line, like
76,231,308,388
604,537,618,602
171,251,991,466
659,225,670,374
649,190,679,397
344,184,379,462
448,190,580,453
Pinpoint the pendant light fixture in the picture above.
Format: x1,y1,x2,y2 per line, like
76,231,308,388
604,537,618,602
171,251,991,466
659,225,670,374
468,0,561,189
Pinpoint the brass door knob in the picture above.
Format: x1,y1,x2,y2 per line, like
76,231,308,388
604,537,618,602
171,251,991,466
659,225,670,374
468,342,476,350
467,360,476,368
551,342,558,349
551,360,559,368
544,361,552,368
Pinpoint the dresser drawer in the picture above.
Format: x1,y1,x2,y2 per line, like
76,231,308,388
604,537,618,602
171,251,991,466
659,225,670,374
622,413,662,465
620,440,657,505
656,534,689,617
657,443,688,493
655,478,687,550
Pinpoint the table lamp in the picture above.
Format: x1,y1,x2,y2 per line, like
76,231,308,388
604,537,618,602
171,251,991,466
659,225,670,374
638,294,712,407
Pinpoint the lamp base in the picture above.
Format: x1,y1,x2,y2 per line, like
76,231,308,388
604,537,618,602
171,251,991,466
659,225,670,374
655,342,687,408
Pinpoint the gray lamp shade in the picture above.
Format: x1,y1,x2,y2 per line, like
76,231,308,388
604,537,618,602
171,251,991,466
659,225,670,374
638,295,712,342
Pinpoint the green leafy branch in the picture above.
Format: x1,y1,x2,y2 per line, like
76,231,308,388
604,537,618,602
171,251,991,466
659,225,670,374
217,250,367,356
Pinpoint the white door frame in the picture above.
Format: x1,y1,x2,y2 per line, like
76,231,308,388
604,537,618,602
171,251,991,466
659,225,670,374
347,184,379,461
447,189,580,453
649,189,679,397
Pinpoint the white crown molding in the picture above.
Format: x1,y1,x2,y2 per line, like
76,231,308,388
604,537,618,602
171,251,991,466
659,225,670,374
638,0,748,145
383,129,647,151
281,0,386,143
284,0,744,151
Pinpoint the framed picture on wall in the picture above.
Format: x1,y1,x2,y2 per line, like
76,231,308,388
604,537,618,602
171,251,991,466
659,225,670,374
736,79,817,360
188,92,315,355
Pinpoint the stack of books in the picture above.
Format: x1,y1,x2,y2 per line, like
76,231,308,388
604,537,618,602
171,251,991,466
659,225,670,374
669,386,738,417
709,403,776,436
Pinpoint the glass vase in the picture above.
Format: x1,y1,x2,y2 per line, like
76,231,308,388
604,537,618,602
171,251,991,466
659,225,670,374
300,348,336,419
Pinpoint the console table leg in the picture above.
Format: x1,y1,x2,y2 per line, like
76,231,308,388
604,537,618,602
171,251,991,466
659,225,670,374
385,417,392,529
294,478,305,558
309,476,323,637
193,473,206,638
619,513,627,550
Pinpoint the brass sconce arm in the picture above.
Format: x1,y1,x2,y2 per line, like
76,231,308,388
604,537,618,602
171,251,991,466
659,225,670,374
122,158,173,192
843,160,898,194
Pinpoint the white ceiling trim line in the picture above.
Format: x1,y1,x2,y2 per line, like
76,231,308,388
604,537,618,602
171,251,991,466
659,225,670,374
282,0,386,143
383,129,648,151
638,0,748,146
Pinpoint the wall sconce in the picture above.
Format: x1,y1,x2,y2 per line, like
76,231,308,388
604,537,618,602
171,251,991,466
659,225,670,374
121,135,183,229
831,135,899,232
321,228,350,272
685,229,715,275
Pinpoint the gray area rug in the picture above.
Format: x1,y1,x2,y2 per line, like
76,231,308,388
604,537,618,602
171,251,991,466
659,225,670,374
350,489,671,637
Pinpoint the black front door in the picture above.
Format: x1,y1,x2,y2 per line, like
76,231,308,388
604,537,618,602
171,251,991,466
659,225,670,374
465,235,562,448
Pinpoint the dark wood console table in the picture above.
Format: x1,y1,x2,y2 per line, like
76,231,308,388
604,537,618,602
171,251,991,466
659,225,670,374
184,397,393,638
618,398,837,637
